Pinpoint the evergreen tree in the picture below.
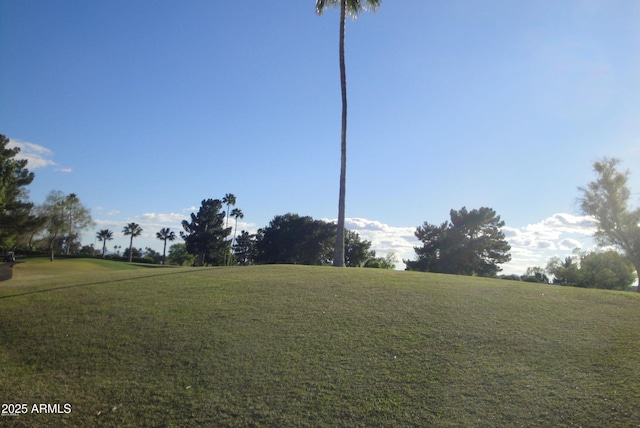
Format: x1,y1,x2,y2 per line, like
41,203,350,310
406,207,511,277
0,134,37,250
181,199,231,266
233,230,258,266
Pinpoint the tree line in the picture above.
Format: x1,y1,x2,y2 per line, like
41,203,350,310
2,134,638,289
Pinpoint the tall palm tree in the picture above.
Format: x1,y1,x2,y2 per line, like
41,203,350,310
122,222,143,262
222,193,236,229
156,227,176,265
96,229,114,258
230,208,244,264
316,0,380,267
222,193,236,265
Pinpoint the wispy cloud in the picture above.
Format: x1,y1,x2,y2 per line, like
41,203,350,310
8,138,57,169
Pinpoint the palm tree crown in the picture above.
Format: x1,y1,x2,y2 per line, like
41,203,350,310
96,229,114,258
316,0,380,17
122,222,143,262
156,227,177,264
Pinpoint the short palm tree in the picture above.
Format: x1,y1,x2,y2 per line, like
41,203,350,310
122,222,143,262
156,227,176,265
316,0,381,267
96,229,114,258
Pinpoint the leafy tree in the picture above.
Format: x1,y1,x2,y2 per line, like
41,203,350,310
578,157,640,289
143,247,163,264
344,229,374,267
156,227,176,264
546,255,580,286
80,244,97,256
96,229,114,258
0,134,37,250
579,251,636,290
233,230,258,266
122,222,143,262
405,207,511,277
168,243,194,266
62,193,93,255
547,251,635,290
123,246,142,261
521,266,549,283
316,0,381,267
365,252,397,269
39,191,93,261
255,213,335,265
181,199,231,266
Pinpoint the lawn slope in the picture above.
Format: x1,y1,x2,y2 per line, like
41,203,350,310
1,264,639,427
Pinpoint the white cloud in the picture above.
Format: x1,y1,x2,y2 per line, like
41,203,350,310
140,212,187,224
323,217,418,268
8,139,57,169
501,213,596,275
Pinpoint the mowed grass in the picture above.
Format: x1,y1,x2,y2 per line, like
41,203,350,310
1,262,639,427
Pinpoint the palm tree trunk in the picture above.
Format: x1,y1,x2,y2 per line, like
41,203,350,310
232,218,239,266
333,0,347,267
128,236,133,262
162,239,167,265
224,205,230,266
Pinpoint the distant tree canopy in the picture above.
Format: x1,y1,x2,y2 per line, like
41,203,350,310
344,229,374,267
255,213,335,265
405,207,511,277
181,199,231,266
578,157,640,289
167,243,193,266
547,250,636,290
252,213,373,267
233,230,259,266
520,266,549,284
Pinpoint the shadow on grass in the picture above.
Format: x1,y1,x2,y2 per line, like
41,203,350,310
0,262,13,281
0,267,212,300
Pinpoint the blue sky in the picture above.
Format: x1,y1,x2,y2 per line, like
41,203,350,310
2,0,639,273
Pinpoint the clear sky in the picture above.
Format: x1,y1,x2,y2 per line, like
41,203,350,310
2,0,639,273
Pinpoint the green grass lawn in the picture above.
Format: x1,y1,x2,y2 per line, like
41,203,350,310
1,261,639,427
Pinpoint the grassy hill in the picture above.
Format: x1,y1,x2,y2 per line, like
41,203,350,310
1,261,639,427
